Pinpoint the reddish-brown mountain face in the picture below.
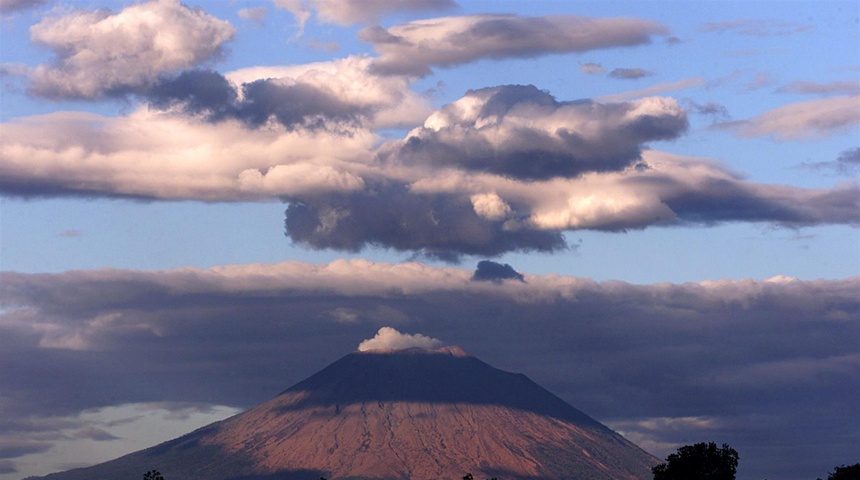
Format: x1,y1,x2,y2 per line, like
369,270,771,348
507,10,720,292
33,347,658,480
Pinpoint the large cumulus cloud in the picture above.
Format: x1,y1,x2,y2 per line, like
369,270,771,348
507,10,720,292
361,14,669,75
26,0,235,99
380,85,688,180
0,260,857,480
2,84,857,259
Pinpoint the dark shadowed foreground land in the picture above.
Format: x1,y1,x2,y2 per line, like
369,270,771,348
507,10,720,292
30,347,657,480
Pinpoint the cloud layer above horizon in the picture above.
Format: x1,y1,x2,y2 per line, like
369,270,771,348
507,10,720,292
0,260,857,478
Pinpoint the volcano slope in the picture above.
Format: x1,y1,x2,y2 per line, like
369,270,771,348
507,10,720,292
32,346,658,480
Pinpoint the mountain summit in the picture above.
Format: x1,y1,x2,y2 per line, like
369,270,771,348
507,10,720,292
33,347,658,480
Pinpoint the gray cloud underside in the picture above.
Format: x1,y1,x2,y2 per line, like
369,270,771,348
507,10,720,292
281,176,859,261
284,183,568,261
361,14,668,75
148,70,374,130
0,261,857,479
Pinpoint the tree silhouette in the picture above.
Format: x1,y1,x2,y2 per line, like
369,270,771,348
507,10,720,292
652,442,738,480
143,471,165,480
818,463,860,480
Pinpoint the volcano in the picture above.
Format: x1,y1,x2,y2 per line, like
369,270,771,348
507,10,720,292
33,346,658,480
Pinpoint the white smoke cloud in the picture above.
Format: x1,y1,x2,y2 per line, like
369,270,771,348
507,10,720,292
357,326,443,352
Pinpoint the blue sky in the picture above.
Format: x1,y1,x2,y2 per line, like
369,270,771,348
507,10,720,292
0,0,858,479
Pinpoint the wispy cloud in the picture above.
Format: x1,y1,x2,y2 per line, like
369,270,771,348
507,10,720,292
699,18,813,36
777,80,860,96
595,77,705,102
797,147,860,176
361,14,669,75
715,95,860,140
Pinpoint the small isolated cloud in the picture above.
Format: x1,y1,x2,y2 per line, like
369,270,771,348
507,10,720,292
777,80,860,96
357,326,443,352
684,100,730,120
699,19,813,36
238,6,267,25
798,147,860,176
835,148,860,173
73,427,120,441
58,229,83,238
608,68,652,80
0,0,47,14
596,77,705,102
26,0,235,99
361,14,668,75
579,62,605,75
745,72,776,91
471,260,525,283
717,95,860,140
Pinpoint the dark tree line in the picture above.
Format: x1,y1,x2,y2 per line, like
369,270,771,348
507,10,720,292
143,458,859,480
818,463,860,480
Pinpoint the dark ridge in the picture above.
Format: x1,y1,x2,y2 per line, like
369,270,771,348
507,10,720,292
277,349,605,428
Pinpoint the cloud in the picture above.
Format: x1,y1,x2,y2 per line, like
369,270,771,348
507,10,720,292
596,77,706,102
282,181,569,261
0,260,857,479
0,0,46,14
797,147,860,176
381,85,689,180
776,80,860,96
238,6,267,26
683,100,730,120
2,85,856,258
149,56,431,130
579,62,605,75
0,460,15,474
0,439,52,459
26,0,235,99
357,326,443,351
745,72,777,91
0,108,378,200
608,67,652,80
360,14,668,75
717,95,860,140
272,0,309,36
73,427,120,442
471,260,525,283
311,0,456,26
58,229,83,238
699,19,813,36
